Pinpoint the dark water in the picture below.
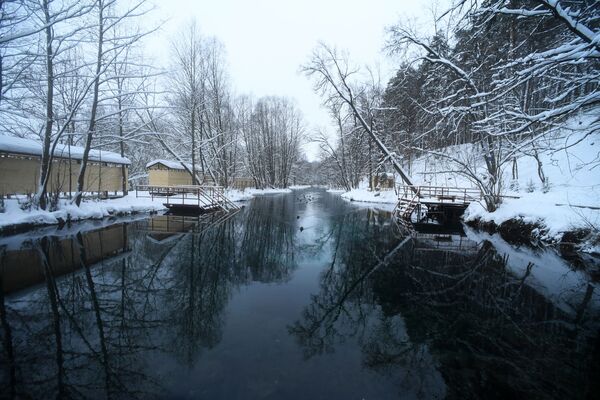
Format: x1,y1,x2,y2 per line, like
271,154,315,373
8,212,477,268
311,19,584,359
0,188,598,399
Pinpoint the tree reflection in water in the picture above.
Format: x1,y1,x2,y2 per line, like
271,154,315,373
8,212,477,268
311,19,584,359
289,212,600,399
0,191,598,399
0,196,299,399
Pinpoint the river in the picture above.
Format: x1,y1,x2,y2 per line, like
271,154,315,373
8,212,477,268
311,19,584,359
0,188,598,399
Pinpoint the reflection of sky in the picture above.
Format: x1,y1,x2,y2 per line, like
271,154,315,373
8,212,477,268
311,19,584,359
464,227,600,314
2,189,598,399
158,190,444,399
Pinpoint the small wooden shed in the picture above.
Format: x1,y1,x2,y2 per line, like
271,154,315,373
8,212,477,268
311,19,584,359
146,159,195,186
231,177,255,190
0,135,130,196
146,159,221,186
371,172,395,190
146,159,256,189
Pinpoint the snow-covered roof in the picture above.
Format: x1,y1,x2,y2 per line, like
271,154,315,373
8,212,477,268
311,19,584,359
146,159,192,171
0,135,131,165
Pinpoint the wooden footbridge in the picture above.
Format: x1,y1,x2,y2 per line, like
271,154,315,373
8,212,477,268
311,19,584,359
394,185,483,227
135,185,240,214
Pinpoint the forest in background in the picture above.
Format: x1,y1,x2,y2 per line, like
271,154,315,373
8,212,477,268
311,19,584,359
311,0,598,211
1,0,598,213
1,1,304,211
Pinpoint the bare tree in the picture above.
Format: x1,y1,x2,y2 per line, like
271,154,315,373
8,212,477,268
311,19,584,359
1,0,156,208
74,0,155,205
302,43,416,191
240,96,303,188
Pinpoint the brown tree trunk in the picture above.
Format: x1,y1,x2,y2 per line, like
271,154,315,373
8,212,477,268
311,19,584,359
37,0,55,210
74,0,104,206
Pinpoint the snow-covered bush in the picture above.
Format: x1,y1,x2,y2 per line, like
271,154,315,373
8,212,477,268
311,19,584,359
19,198,34,211
542,178,551,194
49,192,61,212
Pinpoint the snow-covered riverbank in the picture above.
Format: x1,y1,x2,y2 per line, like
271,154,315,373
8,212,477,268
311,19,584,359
461,120,599,253
328,113,599,253
0,194,165,232
0,187,296,233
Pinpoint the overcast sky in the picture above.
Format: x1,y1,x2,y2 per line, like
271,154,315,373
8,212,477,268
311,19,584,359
146,0,437,160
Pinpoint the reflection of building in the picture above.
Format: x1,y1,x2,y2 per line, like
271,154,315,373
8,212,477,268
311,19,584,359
1,224,129,294
145,215,199,243
0,135,129,195
144,213,238,243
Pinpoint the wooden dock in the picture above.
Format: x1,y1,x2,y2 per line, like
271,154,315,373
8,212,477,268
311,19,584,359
135,184,240,214
394,185,482,226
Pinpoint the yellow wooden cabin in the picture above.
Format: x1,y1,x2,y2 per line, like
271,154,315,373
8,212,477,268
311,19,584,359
0,135,130,196
146,159,255,189
231,177,255,190
146,159,202,186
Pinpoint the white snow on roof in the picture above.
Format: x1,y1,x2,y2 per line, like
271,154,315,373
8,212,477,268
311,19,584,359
146,159,192,170
0,135,131,165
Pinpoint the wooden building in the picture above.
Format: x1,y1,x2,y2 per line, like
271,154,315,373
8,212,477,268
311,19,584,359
371,172,395,189
231,177,255,190
0,135,130,196
146,159,255,189
146,159,197,186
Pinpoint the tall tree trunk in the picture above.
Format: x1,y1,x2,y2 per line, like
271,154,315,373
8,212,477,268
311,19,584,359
37,0,55,210
191,106,197,184
74,0,104,206
117,79,127,195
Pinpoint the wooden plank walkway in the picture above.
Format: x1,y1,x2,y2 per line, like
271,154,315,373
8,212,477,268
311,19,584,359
135,184,240,213
394,185,483,226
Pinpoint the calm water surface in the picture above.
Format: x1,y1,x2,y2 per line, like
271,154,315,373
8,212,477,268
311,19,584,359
0,188,598,399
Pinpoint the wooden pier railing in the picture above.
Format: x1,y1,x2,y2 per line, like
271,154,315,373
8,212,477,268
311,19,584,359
394,185,483,224
397,185,483,204
135,185,240,212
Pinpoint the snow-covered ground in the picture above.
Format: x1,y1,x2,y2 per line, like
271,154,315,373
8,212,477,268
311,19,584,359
463,114,599,245
0,187,293,231
243,187,292,195
328,182,398,212
341,187,398,204
289,185,312,190
0,194,165,230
